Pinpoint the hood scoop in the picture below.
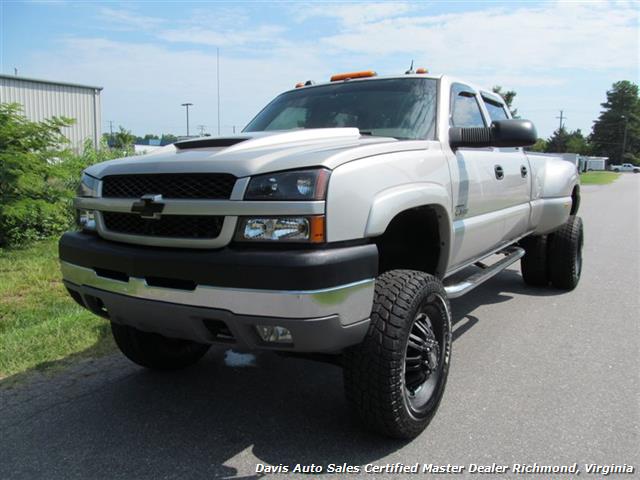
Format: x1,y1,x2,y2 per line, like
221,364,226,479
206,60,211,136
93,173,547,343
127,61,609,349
174,137,250,150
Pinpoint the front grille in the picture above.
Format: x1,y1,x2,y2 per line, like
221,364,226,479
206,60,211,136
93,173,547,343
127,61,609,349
102,212,224,239
102,173,236,199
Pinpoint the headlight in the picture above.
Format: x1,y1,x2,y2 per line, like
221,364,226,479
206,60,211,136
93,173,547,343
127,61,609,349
77,173,100,198
75,209,96,231
235,216,325,243
244,168,330,201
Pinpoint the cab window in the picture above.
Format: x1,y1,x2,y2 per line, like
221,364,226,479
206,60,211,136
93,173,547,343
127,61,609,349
450,84,486,128
482,96,509,122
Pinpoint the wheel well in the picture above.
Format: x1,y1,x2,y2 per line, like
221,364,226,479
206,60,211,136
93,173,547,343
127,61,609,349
374,206,445,277
570,185,580,215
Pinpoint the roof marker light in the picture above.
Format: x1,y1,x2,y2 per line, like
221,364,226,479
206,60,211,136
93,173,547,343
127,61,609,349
295,82,304,88
330,70,377,82
416,67,429,74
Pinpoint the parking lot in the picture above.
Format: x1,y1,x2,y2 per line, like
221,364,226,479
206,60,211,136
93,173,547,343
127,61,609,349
1,175,638,479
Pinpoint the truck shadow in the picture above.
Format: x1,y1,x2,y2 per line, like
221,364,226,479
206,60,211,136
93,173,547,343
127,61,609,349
450,268,568,342
1,268,569,479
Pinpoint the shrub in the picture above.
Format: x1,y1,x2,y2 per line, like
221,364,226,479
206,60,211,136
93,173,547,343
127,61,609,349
0,104,131,248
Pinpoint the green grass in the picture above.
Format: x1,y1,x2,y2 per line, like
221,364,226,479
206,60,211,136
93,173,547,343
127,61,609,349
0,239,114,379
579,171,621,185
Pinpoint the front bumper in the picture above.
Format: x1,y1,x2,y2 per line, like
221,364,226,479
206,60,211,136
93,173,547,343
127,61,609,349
59,232,377,352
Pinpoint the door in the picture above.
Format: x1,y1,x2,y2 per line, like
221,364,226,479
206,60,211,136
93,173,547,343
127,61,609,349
479,92,532,243
446,83,506,270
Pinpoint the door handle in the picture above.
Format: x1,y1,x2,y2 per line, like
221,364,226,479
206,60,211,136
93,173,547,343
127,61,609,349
521,165,528,178
494,165,504,180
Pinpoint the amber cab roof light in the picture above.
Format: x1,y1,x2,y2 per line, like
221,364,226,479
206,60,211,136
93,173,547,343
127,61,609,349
330,70,377,82
416,67,429,74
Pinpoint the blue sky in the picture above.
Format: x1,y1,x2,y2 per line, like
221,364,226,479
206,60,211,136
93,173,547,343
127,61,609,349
1,0,638,138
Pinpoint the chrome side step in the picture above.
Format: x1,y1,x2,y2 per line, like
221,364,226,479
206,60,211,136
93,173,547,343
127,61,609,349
444,246,525,299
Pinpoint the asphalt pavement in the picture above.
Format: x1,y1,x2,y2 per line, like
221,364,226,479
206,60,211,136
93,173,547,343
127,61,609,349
1,175,638,479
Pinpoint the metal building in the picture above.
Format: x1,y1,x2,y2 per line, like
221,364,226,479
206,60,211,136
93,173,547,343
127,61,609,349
0,74,102,150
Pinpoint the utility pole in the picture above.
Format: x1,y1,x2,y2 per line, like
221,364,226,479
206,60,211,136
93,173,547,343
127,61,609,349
217,47,221,136
181,103,193,136
556,110,566,130
109,120,114,147
621,115,629,161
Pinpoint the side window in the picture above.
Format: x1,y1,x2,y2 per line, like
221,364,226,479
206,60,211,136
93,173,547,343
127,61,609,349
482,96,509,122
450,84,486,128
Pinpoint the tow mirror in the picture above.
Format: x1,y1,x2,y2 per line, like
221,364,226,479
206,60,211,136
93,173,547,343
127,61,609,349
449,119,537,149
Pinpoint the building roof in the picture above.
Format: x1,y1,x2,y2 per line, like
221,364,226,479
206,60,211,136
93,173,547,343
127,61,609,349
0,74,103,91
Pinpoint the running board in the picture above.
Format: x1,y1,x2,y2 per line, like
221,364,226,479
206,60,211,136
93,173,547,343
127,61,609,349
444,246,525,299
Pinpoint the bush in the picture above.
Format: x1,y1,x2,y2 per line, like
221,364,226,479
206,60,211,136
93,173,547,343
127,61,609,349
0,103,128,248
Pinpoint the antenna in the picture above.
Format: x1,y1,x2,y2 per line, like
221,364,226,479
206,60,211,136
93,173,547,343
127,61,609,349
405,60,414,74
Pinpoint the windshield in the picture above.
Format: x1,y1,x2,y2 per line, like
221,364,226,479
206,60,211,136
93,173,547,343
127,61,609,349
244,78,438,140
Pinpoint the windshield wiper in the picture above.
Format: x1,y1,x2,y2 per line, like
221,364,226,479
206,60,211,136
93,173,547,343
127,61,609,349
359,130,400,139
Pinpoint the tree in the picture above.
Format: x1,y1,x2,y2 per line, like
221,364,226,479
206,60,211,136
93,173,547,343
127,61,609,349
544,127,591,155
590,80,640,165
492,85,518,117
527,138,548,152
112,126,135,152
160,133,178,145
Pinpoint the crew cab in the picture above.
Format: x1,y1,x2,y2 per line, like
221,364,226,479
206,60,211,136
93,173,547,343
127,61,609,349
610,163,639,172
59,70,584,438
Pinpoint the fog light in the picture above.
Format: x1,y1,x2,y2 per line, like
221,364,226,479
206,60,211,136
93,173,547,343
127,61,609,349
76,209,96,231
255,325,293,344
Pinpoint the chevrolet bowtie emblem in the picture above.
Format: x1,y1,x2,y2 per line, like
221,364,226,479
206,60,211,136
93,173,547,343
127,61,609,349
131,194,165,219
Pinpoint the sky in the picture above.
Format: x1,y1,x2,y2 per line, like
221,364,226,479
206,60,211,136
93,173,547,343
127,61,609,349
1,0,638,138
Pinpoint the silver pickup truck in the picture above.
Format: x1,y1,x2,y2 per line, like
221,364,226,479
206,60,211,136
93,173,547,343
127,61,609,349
59,71,583,438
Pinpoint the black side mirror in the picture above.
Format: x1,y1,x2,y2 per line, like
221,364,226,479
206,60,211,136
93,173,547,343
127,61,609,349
449,119,537,149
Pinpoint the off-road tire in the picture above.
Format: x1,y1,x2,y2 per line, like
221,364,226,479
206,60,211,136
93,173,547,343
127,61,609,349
520,235,550,286
344,270,452,439
548,215,584,290
111,322,210,370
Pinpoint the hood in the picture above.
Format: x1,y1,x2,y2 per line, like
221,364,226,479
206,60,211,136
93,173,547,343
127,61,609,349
85,128,429,179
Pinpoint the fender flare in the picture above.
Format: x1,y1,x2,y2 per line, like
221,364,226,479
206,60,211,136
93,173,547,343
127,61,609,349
364,183,452,276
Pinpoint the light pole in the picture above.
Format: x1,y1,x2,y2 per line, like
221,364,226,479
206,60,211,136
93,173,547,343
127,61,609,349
181,103,193,137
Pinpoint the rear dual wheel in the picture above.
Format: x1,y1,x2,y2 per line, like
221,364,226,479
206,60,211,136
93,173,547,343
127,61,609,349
520,215,584,291
344,270,452,439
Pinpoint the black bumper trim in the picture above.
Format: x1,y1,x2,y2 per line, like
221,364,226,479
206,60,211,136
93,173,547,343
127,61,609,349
59,232,378,291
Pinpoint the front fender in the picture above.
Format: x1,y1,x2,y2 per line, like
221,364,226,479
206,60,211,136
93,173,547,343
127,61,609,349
365,183,451,236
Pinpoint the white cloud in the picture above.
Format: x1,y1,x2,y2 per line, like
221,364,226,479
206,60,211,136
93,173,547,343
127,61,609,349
294,2,414,25
316,1,638,78
16,1,639,138
158,25,286,47
99,7,166,31
27,37,332,135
